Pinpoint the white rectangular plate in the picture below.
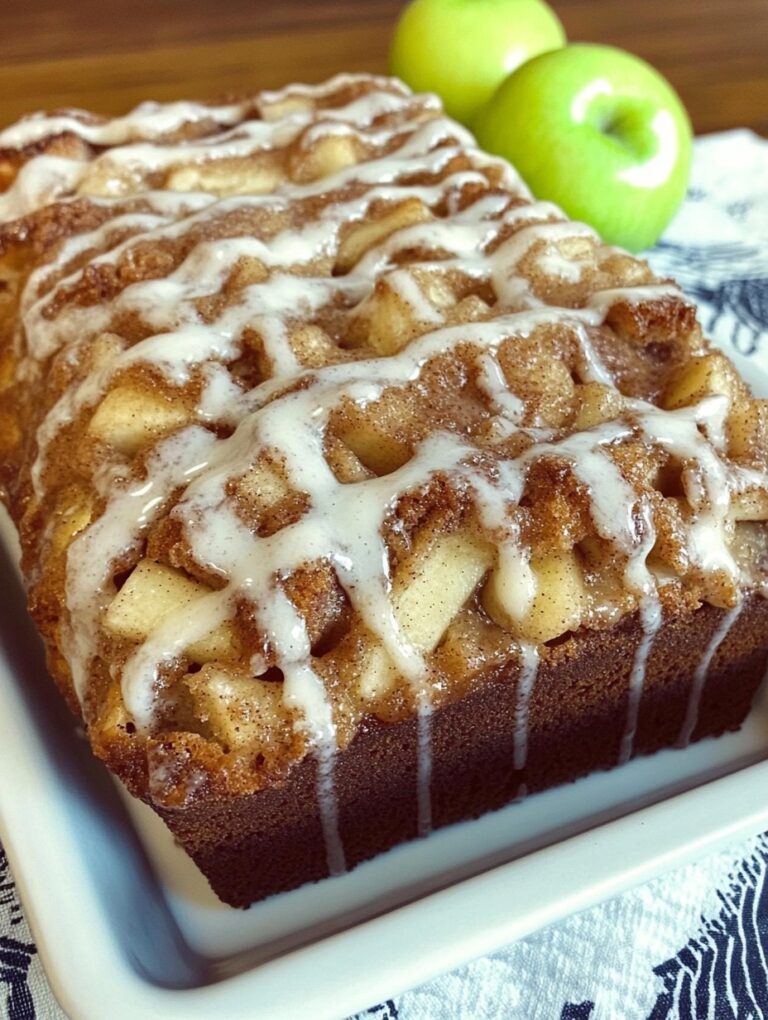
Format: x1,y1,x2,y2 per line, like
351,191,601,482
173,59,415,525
2,346,768,1020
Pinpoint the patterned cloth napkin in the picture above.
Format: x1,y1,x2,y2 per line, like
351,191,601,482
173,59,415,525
2,130,767,1020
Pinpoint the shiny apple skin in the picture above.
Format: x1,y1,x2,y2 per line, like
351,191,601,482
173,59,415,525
473,44,693,252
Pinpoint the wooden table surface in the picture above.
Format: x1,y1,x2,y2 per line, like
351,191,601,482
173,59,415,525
2,0,767,135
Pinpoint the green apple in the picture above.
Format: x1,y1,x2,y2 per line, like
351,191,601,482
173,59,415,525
473,44,692,252
389,0,566,125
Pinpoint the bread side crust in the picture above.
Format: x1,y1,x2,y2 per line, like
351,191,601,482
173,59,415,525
149,596,768,907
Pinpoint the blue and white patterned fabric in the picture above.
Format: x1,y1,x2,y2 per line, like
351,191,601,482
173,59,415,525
1,846,46,1020
2,130,767,1020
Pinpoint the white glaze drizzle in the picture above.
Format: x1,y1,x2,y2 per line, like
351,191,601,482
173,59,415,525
0,98,253,149
5,75,765,851
416,704,434,838
64,427,216,698
678,603,744,748
476,351,525,423
513,643,540,773
619,592,664,765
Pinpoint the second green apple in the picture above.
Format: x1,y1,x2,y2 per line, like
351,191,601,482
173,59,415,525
473,44,693,252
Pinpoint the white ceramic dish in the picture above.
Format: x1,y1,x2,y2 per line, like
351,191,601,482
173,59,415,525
2,345,768,1020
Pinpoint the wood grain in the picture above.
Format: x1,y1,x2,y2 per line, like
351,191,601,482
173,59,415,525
1,0,766,135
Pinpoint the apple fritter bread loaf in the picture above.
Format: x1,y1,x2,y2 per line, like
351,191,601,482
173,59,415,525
1,74,767,906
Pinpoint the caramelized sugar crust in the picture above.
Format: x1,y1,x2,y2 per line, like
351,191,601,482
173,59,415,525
1,75,767,810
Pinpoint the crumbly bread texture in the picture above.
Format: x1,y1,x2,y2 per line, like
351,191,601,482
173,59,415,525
1,74,767,906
